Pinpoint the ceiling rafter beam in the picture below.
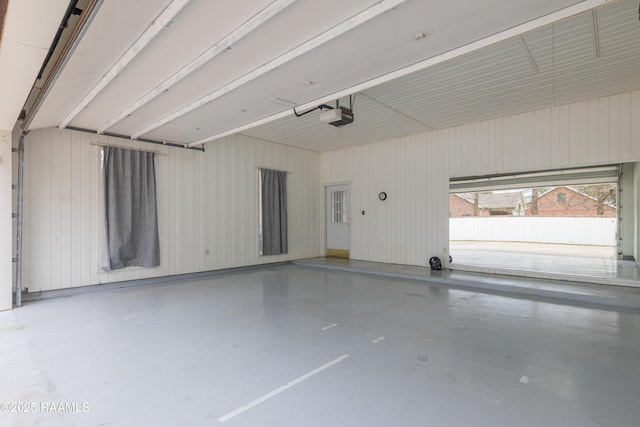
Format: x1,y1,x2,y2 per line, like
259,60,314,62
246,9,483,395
96,0,297,135
58,0,192,129
130,0,409,140
187,0,614,147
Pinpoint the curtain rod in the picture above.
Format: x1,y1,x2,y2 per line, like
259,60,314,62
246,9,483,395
91,141,167,156
66,126,205,152
256,167,292,174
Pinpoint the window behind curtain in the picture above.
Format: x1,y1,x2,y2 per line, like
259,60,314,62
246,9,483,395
101,147,160,271
258,168,288,256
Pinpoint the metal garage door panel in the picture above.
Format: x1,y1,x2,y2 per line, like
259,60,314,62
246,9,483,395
449,165,620,193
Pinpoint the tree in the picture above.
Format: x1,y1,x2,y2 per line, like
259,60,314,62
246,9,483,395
473,193,479,216
530,189,539,215
574,184,616,205
573,184,616,216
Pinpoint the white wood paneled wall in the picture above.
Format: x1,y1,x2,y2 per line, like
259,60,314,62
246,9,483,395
447,91,640,177
323,132,451,266
19,90,640,287
323,90,640,267
22,129,322,292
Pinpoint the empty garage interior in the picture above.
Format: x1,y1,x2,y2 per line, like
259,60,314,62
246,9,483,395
1,1,640,426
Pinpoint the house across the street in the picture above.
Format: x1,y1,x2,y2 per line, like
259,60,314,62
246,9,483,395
524,186,616,217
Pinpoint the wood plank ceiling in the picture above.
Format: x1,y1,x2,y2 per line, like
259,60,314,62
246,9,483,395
22,0,640,152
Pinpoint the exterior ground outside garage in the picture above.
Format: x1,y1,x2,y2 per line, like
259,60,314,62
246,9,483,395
450,241,615,259
449,241,640,286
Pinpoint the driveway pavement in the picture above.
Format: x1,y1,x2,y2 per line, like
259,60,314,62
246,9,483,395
448,241,640,283
450,241,615,258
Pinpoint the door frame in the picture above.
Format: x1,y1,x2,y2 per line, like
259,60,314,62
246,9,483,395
325,182,351,258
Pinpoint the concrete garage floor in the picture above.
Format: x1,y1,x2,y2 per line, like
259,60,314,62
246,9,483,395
1,265,640,427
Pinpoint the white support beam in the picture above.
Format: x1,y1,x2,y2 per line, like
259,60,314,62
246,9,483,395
130,0,409,140
58,0,192,129
188,0,615,147
96,0,297,135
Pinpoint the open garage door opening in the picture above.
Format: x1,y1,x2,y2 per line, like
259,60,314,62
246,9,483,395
448,164,640,285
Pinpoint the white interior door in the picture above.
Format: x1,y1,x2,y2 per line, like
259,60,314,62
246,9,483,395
326,184,350,256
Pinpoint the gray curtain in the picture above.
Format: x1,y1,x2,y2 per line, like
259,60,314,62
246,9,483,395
261,169,288,255
103,147,160,270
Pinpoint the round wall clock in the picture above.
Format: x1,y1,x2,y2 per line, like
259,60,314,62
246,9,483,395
378,192,387,201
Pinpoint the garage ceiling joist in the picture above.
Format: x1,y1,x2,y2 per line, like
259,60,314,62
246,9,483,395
20,0,640,153
188,0,608,147
96,0,297,135
130,0,408,140
58,0,192,129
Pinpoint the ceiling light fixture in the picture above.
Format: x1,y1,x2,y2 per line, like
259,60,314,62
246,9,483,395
59,0,192,129
96,0,297,134
131,0,409,140
187,0,610,147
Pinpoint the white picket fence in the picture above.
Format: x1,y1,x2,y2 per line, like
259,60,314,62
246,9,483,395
450,217,617,246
